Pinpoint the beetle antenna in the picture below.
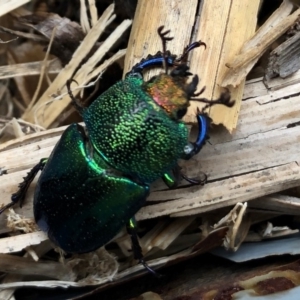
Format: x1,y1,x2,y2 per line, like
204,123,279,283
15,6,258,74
157,26,173,74
191,89,235,112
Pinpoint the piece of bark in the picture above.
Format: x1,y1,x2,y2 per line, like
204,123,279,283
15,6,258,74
264,68,300,90
186,0,260,131
249,194,300,215
19,13,86,66
265,31,300,80
75,257,300,299
222,0,300,88
0,232,48,254
0,59,61,80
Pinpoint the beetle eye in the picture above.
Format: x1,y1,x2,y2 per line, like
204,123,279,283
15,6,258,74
177,108,187,119
171,64,190,77
130,72,143,79
147,75,158,83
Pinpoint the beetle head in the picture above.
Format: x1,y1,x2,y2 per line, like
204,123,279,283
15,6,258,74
142,26,203,120
143,65,199,120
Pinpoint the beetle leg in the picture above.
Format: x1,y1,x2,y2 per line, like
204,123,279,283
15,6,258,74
182,111,209,160
181,172,207,185
66,79,84,115
163,166,206,187
182,90,235,161
162,167,180,188
126,218,161,277
0,158,47,214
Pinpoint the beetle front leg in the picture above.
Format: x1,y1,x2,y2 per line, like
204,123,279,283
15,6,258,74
178,110,209,186
182,89,235,161
0,158,47,214
182,110,210,161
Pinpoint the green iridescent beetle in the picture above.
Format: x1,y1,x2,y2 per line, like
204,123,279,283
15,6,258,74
1,27,233,273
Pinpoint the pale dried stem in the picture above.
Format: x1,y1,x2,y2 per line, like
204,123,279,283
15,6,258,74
27,27,57,111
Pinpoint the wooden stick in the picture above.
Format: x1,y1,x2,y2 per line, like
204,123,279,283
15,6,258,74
0,253,74,280
222,0,296,87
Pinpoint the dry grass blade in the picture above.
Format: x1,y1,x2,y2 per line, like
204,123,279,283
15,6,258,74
0,59,61,80
85,49,126,84
0,0,32,17
80,0,91,33
6,52,32,106
27,27,57,110
88,0,98,27
0,26,47,42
